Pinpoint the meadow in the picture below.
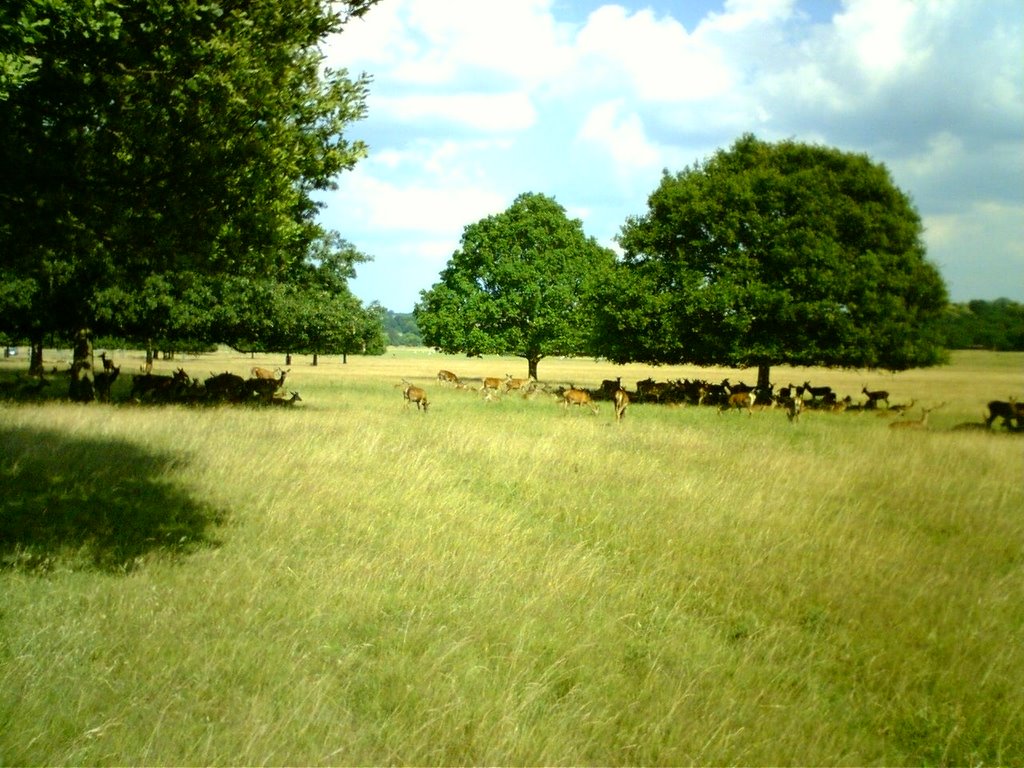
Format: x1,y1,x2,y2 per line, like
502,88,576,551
1,347,1021,765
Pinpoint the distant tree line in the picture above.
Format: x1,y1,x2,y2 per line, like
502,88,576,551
382,299,1024,353
937,299,1024,351
381,310,423,347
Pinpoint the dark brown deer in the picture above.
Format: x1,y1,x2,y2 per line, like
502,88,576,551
862,385,890,409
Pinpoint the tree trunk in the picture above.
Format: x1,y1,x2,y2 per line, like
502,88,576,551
342,351,348,364
68,328,95,402
757,364,772,391
527,356,539,380
312,352,319,366
285,353,292,366
29,334,45,375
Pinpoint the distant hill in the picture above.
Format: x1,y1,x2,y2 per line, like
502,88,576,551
382,310,422,347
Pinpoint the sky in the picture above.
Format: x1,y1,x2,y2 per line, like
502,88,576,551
318,0,1023,313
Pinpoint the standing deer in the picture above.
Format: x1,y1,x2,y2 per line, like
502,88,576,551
562,388,598,414
613,388,629,421
403,381,429,412
862,385,890,409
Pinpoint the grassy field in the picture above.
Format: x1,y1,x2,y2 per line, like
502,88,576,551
1,348,1022,765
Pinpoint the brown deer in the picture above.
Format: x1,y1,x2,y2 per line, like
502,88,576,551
562,388,598,414
504,373,536,394
890,403,945,430
480,377,503,400
862,385,890,409
613,388,629,421
403,381,429,412
271,391,302,407
437,369,460,386
719,390,753,415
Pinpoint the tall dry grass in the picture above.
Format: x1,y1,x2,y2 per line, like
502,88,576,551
0,348,1021,765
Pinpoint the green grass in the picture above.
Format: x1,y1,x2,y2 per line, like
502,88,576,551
1,349,1022,765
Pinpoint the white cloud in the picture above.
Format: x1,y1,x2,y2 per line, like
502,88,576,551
576,100,661,174
322,0,1024,311
331,168,506,236
371,92,537,134
574,6,733,102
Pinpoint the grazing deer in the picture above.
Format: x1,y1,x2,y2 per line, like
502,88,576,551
251,366,280,380
437,369,460,386
403,381,429,412
889,403,945,430
613,388,629,422
562,388,598,414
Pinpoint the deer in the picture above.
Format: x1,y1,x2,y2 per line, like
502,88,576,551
719,390,753,415
271,391,302,407
504,373,536,394
98,351,115,372
437,369,460,386
889,403,945,430
251,366,285,380
782,395,803,423
93,364,120,402
562,388,598,414
480,376,503,400
802,381,832,402
613,388,629,421
881,399,916,417
862,385,890,409
985,397,1021,429
403,381,429,412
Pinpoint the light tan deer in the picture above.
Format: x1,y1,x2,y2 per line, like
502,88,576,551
889,403,945,430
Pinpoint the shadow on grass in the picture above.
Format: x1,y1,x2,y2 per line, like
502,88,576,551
0,425,225,573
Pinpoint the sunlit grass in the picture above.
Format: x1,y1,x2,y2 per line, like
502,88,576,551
0,349,1021,765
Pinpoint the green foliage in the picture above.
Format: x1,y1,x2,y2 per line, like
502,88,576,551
415,193,617,377
939,298,1024,350
382,310,423,346
0,0,379,348
596,135,949,377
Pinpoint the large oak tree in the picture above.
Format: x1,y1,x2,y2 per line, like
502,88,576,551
415,193,617,380
594,135,949,388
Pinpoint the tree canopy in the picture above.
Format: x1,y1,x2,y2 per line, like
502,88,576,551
414,193,617,379
0,0,381,382
594,134,949,387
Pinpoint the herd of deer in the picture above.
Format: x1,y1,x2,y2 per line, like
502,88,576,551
5,354,1020,432
420,369,1024,432
124,364,301,406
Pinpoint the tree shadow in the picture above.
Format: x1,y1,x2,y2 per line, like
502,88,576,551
0,425,225,573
